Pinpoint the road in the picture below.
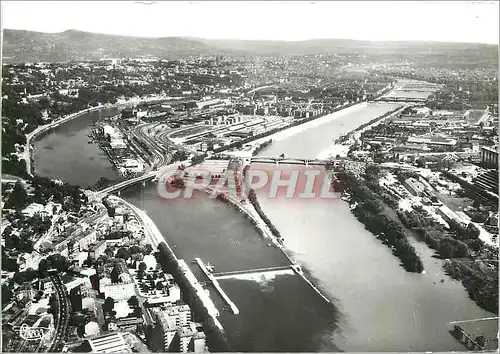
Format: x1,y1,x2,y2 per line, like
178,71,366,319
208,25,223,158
47,274,71,353
33,214,61,251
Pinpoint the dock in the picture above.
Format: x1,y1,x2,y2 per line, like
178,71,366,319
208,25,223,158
195,258,240,315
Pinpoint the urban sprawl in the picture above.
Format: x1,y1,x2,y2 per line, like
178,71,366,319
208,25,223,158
1,49,499,353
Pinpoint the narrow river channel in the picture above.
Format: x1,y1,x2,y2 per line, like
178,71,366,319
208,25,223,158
33,102,497,352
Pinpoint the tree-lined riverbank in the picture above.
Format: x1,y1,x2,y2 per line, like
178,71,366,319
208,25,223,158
337,165,424,273
32,98,497,352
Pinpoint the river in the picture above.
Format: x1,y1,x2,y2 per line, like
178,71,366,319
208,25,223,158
32,107,121,188
33,102,498,352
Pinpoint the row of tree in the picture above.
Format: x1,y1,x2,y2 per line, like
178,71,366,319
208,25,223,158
338,165,424,273
247,189,283,241
397,207,483,258
444,260,498,314
252,140,272,156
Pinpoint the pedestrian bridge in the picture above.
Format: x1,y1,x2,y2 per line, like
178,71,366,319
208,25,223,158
250,156,340,166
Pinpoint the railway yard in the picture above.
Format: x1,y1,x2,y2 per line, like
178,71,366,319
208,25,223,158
90,105,296,176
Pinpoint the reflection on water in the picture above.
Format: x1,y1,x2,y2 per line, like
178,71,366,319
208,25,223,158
33,108,120,187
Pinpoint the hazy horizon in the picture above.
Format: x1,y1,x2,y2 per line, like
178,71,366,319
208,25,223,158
3,27,500,46
2,1,499,45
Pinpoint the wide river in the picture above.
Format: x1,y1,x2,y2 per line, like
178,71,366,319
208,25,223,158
33,102,497,351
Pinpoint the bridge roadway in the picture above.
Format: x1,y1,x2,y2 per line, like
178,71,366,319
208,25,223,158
97,156,340,197
250,156,339,166
97,171,157,197
375,97,427,103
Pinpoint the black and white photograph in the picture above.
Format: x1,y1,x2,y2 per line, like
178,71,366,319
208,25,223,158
0,1,498,352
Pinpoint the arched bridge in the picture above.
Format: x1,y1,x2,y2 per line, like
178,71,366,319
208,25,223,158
96,160,192,197
97,171,157,197
250,156,341,166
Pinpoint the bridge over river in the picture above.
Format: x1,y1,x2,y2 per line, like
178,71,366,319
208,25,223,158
96,156,342,197
375,96,427,103
250,156,341,166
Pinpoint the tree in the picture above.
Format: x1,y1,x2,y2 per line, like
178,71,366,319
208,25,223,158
172,150,189,162
116,247,131,260
71,313,87,327
133,307,143,318
143,244,153,255
38,258,50,278
13,268,39,284
129,245,142,255
103,297,115,313
48,254,68,272
104,248,114,257
110,265,120,283
2,284,13,303
5,181,29,210
2,249,19,272
127,295,139,308
415,157,426,168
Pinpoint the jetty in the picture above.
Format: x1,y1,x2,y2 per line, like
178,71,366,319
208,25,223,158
195,258,240,315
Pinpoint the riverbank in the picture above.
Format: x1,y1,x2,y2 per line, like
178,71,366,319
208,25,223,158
337,166,425,273
318,104,407,160
32,92,498,351
25,95,181,175
112,194,228,350
249,102,368,149
156,242,230,352
444,259,498,314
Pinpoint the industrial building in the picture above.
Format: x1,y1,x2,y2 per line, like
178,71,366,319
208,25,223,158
480,146,498,169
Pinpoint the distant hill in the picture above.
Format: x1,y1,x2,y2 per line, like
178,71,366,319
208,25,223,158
1,29,497,63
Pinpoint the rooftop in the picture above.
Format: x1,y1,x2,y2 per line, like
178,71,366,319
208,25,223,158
87,332,132,353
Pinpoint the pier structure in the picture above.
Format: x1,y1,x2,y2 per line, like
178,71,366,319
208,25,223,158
178,260,223,328
195,258,240,315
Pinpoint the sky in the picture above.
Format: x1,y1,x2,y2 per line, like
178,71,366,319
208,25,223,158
2,1,499,44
